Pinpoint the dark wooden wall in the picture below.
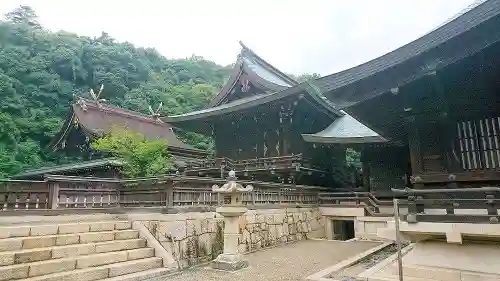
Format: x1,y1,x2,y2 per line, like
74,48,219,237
362,146,409,192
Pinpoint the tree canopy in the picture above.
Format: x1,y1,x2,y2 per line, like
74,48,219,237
91,128,174,178
0,6,230,177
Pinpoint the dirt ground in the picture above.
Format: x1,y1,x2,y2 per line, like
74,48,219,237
147,240,381,281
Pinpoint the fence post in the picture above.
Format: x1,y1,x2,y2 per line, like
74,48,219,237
166,179,174,208
48,182,60,209
406,195,417,223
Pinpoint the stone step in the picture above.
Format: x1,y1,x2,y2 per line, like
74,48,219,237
0,221,131,239
0,238,147,266
19,257,163,281
100,268,171,281
0,230,139,252
0,248,155,280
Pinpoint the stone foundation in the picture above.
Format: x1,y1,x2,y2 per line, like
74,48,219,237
128,207,324,268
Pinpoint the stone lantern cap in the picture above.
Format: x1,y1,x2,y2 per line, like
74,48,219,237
212,170,253,194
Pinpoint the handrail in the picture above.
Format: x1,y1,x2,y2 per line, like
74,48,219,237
391,187,500,194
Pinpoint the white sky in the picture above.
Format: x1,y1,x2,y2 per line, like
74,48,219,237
0,0,475,75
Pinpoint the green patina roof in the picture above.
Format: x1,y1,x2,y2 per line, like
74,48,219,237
12,158,123,179
302,110,388,144
164,81,342,124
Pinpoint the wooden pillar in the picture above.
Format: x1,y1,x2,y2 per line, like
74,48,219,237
48,182,60,209
407,118,423,176
165,179,174,208
361,148,371,192
429,72,460,173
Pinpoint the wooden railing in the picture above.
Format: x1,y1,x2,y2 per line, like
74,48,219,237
0,175,332,211
392,187,500,224
183,154,319,176
11,175,500,224
0,180,49,210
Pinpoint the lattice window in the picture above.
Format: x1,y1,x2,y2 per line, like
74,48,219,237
456,117,500,170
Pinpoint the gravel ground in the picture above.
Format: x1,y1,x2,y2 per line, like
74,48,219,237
148,240,381,281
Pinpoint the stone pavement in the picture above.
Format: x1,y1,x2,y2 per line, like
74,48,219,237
148,240,381,281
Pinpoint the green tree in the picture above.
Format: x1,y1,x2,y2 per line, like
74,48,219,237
91,128,174,178
5,6,40,28
0,5,229,177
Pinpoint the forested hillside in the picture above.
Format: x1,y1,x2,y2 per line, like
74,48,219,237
0,6,230,177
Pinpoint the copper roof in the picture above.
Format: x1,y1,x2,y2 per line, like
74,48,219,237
51,98,203,152
302,111,387,144
208,41,298,108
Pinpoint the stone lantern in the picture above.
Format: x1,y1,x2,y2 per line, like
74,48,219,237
211,170,253,271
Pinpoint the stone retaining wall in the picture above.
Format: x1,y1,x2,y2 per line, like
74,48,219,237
128,207,325,268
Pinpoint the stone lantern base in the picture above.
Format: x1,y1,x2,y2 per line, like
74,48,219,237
211,253,249,271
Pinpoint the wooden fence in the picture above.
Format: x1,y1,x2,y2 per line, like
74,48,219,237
0,175,325,211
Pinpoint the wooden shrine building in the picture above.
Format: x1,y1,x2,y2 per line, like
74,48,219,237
307,0,500,192
48,98,209,171
164,42,382,188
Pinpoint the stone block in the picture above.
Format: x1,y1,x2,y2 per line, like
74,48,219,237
257,215,266,223
95,239,145,253
114,230,139,240
282,223,289,236
126,248,154,260
303,222,310,232
0,226,30,239
461,272,500,281
266,216,274,224
108,258,162,277
41,267,109,281
200,219,210,233
52,244,96,259
89,222,115,232
15,249,51,264
79,231,114,243
159,221,186,241
58,223,90,234
392,265,460,281
186,219,202,235
245,214,256,224
211,254,248,271
23,236,56,249
0,264,29,280
76,251,127,269
28,258,76,277
446,231,463,244
56,234,80,246
114,221,132,230
0,252,13,266
30,225,59,236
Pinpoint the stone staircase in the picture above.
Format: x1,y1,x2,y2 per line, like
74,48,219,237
0,220,170,281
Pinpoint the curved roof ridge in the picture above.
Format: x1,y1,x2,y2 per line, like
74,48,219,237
76,98,166,126
430,0,488,32
315,0,498,94
238,41,298,86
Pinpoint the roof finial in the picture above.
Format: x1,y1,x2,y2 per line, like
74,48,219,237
238,40,248,50
148,102,163,119
89,84,106,108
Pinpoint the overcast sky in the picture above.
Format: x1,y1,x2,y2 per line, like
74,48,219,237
0,0,475,75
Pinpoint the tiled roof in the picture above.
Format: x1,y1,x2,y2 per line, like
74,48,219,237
164,81,341,123
316,0,500,104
